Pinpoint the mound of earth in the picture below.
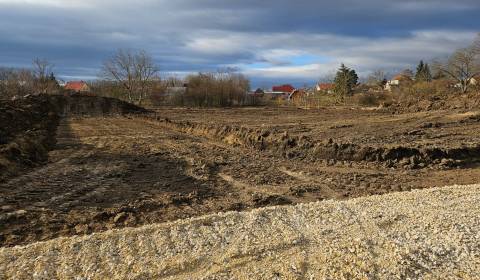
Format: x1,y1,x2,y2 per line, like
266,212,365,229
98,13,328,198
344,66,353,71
1,184,479,279
0,95,147,181
0,96,60,181
150,113,480,169
390,92,480,113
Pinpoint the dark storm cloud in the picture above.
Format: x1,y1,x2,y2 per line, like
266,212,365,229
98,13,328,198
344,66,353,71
0,0,478,85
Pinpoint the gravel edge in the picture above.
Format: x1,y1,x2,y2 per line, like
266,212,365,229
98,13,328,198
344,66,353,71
1,184,480,279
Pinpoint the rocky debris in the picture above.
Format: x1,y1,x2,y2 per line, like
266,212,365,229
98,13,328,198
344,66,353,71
147,116,480,169
460,113,480,123
1,184,479,279
113,212,128,224
251,193,291,207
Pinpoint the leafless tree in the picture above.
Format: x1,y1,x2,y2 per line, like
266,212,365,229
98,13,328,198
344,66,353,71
183,70,250,107
101,49,159,105
0,67,35,99
435,46,480,93
400,69,414,80
318,72,336,84
367,70,387,89
32,58,55,94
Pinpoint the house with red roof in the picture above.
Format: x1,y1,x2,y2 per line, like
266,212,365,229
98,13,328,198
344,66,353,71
272,84,295,93
316,83,334,93
64,81,90,93
288,89,307,102
385,74,413,91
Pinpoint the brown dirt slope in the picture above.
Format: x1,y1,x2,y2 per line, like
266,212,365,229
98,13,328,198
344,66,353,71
0,95,147,181
1,184,479,279
151,107,480,169
0,96,60,181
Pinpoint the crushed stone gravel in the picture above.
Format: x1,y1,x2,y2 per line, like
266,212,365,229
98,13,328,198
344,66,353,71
1,184,480,279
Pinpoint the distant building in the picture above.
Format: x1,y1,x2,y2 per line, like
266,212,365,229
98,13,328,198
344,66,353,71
385,74,412,91
64,81,90,93
288,89,307,101
454,75,480,89
316,83,334,93
272,84,295,93
260,84,295,100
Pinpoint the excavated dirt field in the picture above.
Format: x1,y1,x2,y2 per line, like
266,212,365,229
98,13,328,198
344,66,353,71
1,105,480,248
2,184,480,279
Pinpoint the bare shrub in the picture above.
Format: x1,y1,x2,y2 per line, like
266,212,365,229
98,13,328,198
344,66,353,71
355,93,379,107
32,58,58,94
350,92,392,107
407,81,452,96
89,80,125,99
0,67,35,99
181,70,250,107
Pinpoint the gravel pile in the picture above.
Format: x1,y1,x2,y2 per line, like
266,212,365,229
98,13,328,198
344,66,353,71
1,184,480,279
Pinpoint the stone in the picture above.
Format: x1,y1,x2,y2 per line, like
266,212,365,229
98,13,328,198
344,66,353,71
114,212,128,224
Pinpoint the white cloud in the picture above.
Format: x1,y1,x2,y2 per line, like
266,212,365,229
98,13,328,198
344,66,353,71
0,0,91,8
0,0,478,85
197,30,478,80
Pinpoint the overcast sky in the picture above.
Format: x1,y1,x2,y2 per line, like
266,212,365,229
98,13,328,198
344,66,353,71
0,0,478,87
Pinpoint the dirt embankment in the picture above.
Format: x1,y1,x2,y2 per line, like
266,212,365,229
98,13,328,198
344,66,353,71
2,184,479,279
0,97,59,181
389,92,480,113
50,95,150,117
0,95,147,181
146,115,480,169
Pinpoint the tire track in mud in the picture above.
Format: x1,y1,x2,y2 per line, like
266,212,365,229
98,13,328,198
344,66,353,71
2,115,480,248
279,167,342,200
0,117,302,247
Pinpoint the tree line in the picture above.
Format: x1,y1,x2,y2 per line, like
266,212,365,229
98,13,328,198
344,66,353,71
0,59,59,99
1,34,479,104
98,50,251,106
330,34,480,96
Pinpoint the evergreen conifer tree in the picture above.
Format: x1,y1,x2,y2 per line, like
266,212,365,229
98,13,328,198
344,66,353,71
415,60,432,82
333,64,358,97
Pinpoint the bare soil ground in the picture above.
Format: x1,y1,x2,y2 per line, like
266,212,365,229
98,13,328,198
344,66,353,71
2,184,479,279
1,106,480,248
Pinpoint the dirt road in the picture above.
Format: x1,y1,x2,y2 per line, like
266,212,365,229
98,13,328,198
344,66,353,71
2,184,479,279
1,110,480,247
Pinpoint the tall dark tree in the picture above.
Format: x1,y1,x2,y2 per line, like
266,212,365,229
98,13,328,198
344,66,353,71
423,63,432,81
415,60,432,82
49,72,60,88
333,64,358,97
415,60,425,80
49,72,56,82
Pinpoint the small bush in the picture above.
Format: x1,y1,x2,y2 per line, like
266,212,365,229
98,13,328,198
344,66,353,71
356,93,379,106
345,92,392,107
